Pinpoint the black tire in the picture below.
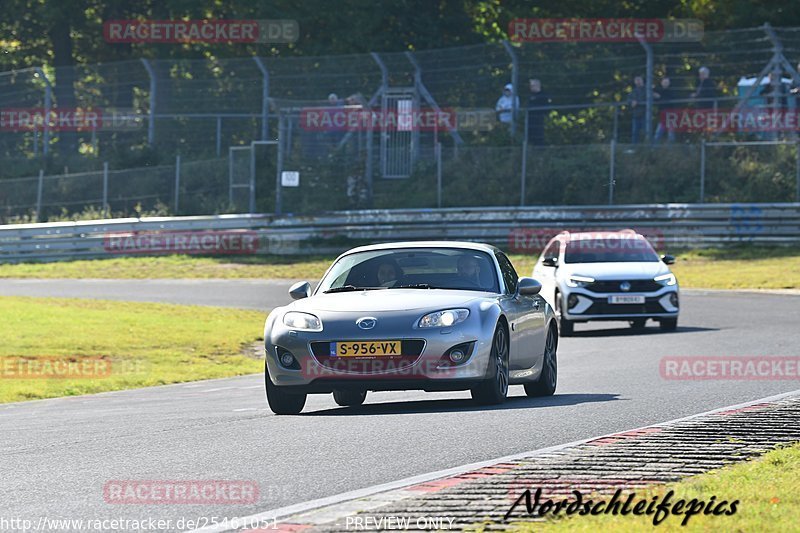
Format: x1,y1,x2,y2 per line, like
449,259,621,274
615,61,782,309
471,324,509,405
525,325,558,397
629,318,647,329
555,291,574,336
265,363,306,415
660,317,678,332
559,317,574,336
333,390,367,407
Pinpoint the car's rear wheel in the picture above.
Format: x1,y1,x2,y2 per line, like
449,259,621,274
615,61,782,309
660,317,678,331
555,291,574,336
265,363,306,415
629,318,646,329
333,390,367,407
471,324,509,405
525,325,558,397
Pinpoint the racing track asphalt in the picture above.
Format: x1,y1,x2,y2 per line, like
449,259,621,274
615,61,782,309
1,279,799,528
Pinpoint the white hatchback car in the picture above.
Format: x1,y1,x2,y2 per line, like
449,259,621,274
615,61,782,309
532,230,679,336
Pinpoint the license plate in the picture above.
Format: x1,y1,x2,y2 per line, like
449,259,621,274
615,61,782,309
608,295,645,304
333,340,402,357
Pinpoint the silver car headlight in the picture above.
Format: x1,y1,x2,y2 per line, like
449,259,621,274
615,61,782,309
654,273,677,286
283,312,322,331
566,275,595,288
418,309,470,328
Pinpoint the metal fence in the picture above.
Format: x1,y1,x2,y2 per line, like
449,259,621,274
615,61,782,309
1,203,798,263
2,25,800,218
0,158,229,222
2,137,799,223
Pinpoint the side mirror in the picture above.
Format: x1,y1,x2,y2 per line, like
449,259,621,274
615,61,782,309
288,281,311,300
542,256,558,267
661,254,675,265
518,277,542,296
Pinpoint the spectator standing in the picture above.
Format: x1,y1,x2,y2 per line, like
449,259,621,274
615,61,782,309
495,83,518,126
691,67,717,108
526,78,551,145
765,71,788,110
653,77,677,143
628,76,647,144
324,92,345,150
791,63,800,124
765,71,789,140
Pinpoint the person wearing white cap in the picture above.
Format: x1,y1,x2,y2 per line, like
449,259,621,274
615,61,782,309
495,83,518,125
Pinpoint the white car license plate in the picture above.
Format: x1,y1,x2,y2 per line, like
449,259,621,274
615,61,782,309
608,295,645,304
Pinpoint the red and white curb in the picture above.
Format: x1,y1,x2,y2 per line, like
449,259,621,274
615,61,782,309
187,388,800,532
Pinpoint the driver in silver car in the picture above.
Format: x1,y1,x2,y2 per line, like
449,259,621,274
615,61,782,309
457,255,482,286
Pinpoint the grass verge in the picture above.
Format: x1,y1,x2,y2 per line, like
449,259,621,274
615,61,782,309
0,254,334,280
0,246,798,290
0,296,266,403
512,441,800,532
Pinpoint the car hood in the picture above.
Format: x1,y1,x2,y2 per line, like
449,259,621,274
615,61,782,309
561,261,669,280
290,289,487,313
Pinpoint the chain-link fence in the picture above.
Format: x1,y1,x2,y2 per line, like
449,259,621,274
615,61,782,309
0,158,229,223
2,25,800,221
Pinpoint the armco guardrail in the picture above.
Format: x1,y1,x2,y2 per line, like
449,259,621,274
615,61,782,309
1,203,799,262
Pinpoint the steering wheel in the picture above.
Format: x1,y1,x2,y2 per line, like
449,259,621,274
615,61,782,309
456,278,481,289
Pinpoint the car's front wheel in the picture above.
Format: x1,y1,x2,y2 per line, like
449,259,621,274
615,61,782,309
525,325,558,397
265,364,306,415
660,317,678,331
333,390,367,407
555,291,574,336
471,324,509,405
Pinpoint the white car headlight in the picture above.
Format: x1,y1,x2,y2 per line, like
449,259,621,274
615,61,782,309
654,273,677,286
418,309,470,328
566,275,595,288
283,312,322,331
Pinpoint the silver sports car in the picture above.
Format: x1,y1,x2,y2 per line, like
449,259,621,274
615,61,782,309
263,241,559,414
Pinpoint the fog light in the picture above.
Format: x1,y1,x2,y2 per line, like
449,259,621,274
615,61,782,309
449,349,466,364
567,294,579,308
276,347,298,369
669,292,679,307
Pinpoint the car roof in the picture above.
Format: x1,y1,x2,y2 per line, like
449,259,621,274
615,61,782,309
340,241,500,256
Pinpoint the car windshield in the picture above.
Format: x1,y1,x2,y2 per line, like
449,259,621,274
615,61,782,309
564,238,660,263
316,248,500,293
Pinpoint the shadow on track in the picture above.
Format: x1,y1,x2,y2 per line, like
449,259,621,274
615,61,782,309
300,392,621,416
569,325,717,338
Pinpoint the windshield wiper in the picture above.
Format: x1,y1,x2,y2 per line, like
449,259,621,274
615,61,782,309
323,285,385,293
389,283,438,289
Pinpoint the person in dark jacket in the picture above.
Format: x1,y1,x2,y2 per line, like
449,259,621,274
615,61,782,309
628,76,647,144
765,71,788,109
654,77,677,143
691,66,717,109
526,78,551,145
